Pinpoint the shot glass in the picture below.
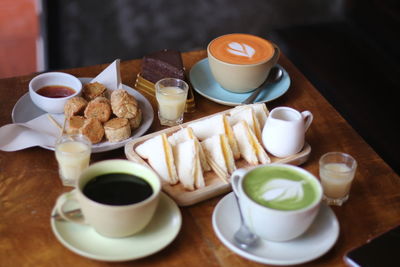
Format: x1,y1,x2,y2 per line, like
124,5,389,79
55,134,91,186
319,152,357,206
155,78,188,126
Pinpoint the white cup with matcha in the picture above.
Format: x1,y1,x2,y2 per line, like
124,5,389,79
231,164,323,242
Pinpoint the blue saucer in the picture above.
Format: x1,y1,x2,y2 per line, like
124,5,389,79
189,58,290,106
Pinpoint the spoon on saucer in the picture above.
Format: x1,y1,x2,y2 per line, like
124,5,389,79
242,66,283,104
233,193,259,250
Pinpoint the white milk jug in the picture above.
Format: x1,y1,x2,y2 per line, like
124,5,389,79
262,106,313,158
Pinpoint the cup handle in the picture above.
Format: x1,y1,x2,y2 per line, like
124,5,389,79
270,43,281,66
55,190,86,224
301,111,313,132
231,168,247,196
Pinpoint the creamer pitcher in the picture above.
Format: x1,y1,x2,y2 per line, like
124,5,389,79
262,107,313,158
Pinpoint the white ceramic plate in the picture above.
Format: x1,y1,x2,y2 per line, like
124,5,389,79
11,78,154,153
189,58,290,106
212,192,339,265
51,192,182,262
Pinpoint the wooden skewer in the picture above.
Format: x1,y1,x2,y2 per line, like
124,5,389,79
59,117,67,138
47,114,62,130
47,114,67,138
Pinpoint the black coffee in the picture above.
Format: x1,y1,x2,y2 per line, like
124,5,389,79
83,173,153,205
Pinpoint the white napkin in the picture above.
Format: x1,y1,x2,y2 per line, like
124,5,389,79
0,59,121,152
0,114,62,151
91,59,122,90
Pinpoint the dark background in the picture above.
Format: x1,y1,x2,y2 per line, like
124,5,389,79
44,0,399,174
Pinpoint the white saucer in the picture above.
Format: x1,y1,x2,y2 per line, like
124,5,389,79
51,192,182,262
189,58,290,106
11,78,154,153
212,193,339,265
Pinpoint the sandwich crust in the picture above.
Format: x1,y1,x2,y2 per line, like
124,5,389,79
135,133,179,185
168,127,211,172
233,120,270,165
201,134,236,178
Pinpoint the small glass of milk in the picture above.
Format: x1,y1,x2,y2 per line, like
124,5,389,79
55,134,91,186
155,78,189,126
319,152,357,206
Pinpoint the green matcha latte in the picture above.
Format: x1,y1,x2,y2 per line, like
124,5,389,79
243,166,319,211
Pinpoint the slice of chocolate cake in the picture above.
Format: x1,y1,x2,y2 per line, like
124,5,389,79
141,49,185,83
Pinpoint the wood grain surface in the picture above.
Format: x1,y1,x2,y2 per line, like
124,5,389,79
1,50,399,267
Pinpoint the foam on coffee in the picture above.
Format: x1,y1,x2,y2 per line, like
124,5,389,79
209,33,274,65
243,166,319,211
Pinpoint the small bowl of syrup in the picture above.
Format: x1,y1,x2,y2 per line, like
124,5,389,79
29,72,82,113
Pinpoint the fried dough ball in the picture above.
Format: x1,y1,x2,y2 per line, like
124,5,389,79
129,108,142,130
104,118,131,142
80,118,104,144
65,116,86,135
110,89,138,119
82,82,107,101
84,97,112,123
64,96,87,117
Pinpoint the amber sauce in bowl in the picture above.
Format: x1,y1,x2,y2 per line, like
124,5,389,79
29,72,82,113
37,85,76,98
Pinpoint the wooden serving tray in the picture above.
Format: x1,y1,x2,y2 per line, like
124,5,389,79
124,109,311,206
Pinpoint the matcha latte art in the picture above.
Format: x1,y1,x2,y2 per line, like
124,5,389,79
243,167,319,211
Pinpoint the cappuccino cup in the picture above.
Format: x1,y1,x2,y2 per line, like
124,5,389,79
207,33,280,93
55,160,161,238
231,164,322,241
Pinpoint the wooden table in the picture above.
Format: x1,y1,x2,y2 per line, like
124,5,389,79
1,50,399,266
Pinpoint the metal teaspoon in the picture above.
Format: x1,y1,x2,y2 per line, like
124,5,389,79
233,193,259,249
242,66,283,104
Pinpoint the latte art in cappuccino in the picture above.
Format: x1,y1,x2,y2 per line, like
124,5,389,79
227,42,255,58
209,33,274,65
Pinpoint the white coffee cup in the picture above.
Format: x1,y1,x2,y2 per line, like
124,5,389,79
55,159,161,238
207,33,280,93
262,106,313,158
231,164,322,241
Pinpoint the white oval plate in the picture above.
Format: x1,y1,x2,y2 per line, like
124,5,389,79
51,192,181,262
189,58,290,106
11,78,154,153
212,192,339,265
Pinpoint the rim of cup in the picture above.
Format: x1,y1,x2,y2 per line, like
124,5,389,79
155,77,189,93
75,159,162,209
239,163,323,214
207,33,277,67
269,106,303,120
55,134,92,156
319,151,357,173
